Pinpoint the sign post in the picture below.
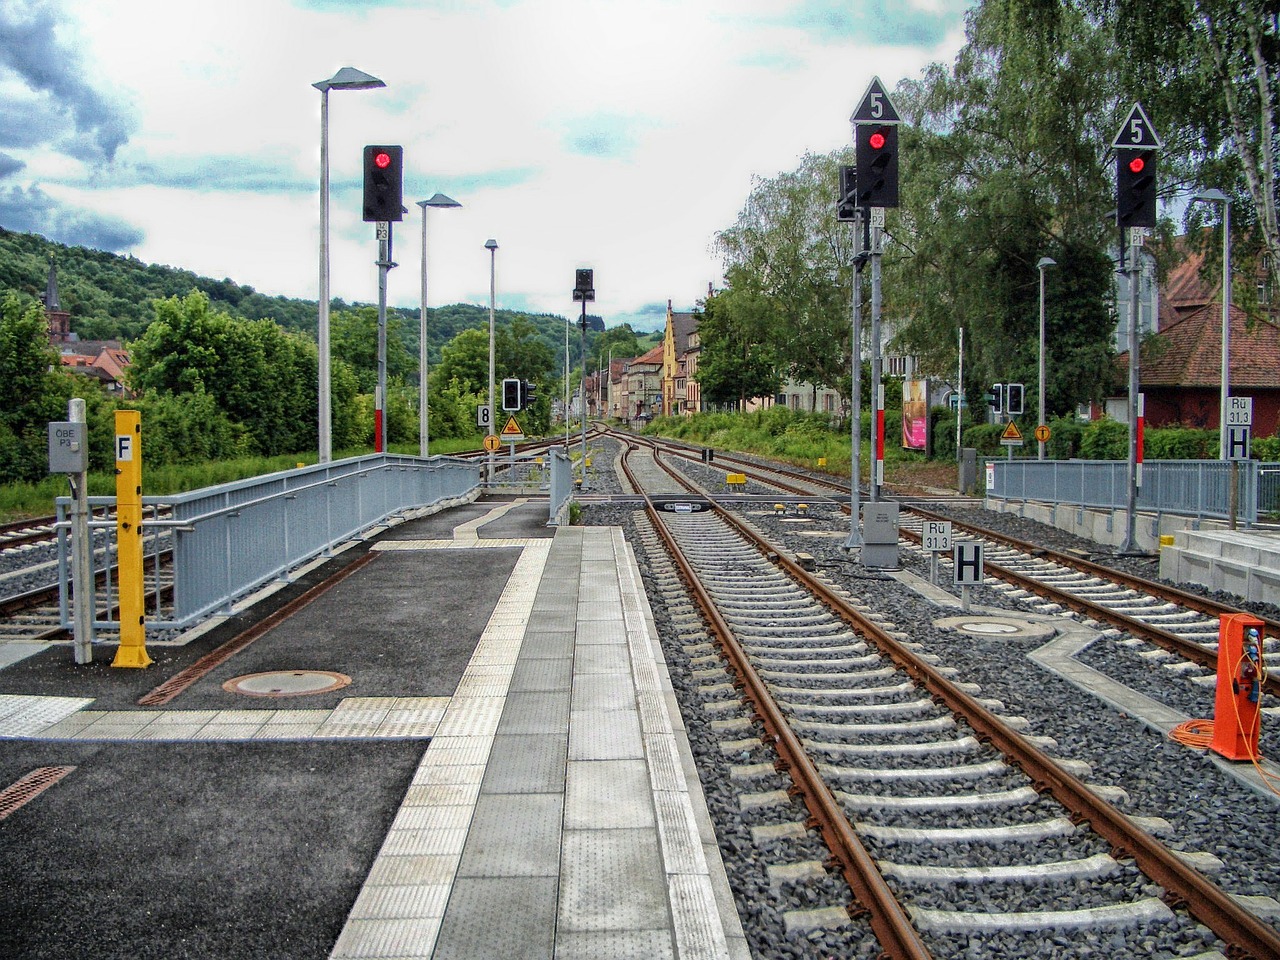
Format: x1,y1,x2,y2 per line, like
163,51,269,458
922,520,952,586
112,410,151,668
952,541,984,612
49,401,94,663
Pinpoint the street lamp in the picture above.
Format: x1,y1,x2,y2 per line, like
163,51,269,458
416,193,462,457
1193,189,1232,458
485,239,498,484
1036,256,1056,460
314,66,384,463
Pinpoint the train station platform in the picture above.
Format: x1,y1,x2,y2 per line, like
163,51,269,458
0,499,747,960
986,496,1280,606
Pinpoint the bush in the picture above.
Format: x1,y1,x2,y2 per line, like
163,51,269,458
1045,416,1085,459
1145,426,1216,459
962,423,1005,456
1254,435,1280,462
1080,417,1127,459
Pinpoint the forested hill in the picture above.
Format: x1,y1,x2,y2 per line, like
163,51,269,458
0,227,318,341
0,228,609,369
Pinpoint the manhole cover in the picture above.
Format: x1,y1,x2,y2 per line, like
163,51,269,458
932,616,1056,640
958,621,1020,635
223,670,351,698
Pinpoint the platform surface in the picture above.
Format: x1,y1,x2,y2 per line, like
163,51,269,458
0,499,746,960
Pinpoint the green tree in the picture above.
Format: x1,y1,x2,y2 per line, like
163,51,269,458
715,152,856,392
885,2,1120,413
330,306,414,393
1060,0,1279,308
433,328,490,397
695,275,782,407
0,292,68,482
128,290,319,457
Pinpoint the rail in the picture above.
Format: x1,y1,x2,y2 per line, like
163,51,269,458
57,454,480,631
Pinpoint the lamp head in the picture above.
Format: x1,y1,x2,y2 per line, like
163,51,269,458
314,66,385,92
419,193,461,209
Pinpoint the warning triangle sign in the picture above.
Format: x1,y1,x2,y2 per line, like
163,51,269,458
1000,421,1023,442
501,416,523,437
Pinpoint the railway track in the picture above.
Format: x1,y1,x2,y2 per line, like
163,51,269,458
616,437,1280,960
614,430,1280,698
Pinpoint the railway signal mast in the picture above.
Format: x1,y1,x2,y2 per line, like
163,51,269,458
363,145,404,453
846,77,902,561
1113,104,1161,553
572,269,595,490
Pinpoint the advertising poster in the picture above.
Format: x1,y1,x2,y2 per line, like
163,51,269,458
902,378,928,451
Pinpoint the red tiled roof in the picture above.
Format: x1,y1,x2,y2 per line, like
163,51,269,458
1122,303,1280,389
631,344,664,367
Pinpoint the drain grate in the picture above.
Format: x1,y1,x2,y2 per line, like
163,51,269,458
0,766,76,821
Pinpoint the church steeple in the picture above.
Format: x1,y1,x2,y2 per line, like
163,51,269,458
45,255,61,312
43,254,72,343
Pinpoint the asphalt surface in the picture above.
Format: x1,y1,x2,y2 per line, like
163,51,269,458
0,496,553,960
0,739,423,960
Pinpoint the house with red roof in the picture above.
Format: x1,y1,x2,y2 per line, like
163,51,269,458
1115,233,1279,437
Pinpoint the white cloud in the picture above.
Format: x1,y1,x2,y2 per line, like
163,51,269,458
3,0,972,330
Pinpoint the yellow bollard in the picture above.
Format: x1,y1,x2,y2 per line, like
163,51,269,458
111,410,151,668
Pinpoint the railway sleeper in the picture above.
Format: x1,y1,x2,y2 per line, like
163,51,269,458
880,850,1121,886
906,898,1175,933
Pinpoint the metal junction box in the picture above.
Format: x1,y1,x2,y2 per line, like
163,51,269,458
48,421,87,473
862,501,899,569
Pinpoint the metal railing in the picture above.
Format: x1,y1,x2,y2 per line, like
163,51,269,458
58,454,480,631
548,447,573,523
987,459,1260,525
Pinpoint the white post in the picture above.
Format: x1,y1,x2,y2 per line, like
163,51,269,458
317,88,332,463
1219,200,1232,459
69,398,94,664
486,240,498,484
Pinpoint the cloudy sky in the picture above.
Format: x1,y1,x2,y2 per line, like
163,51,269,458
0,0,971,331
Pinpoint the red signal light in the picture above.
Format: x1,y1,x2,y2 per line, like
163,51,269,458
1128,155,1145,174
375,151,392,169
869,131,886,150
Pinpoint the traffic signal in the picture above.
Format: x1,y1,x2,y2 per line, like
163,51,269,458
855,124,898,208
836,165,858,222
990,383,1003,414
362,145,403,222
1006,382,1024,415
1116,149,1156,228
502,378,521,412
573,268,595,302
522,380,537,408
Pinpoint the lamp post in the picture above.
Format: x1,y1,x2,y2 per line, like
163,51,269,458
1193,189,1232,458
605,346,614,419
314,67,384,463
415,194,461,457
1036,256,1056,460
485,239,498,484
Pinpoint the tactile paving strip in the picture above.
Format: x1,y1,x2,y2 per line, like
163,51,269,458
329,538,551,960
